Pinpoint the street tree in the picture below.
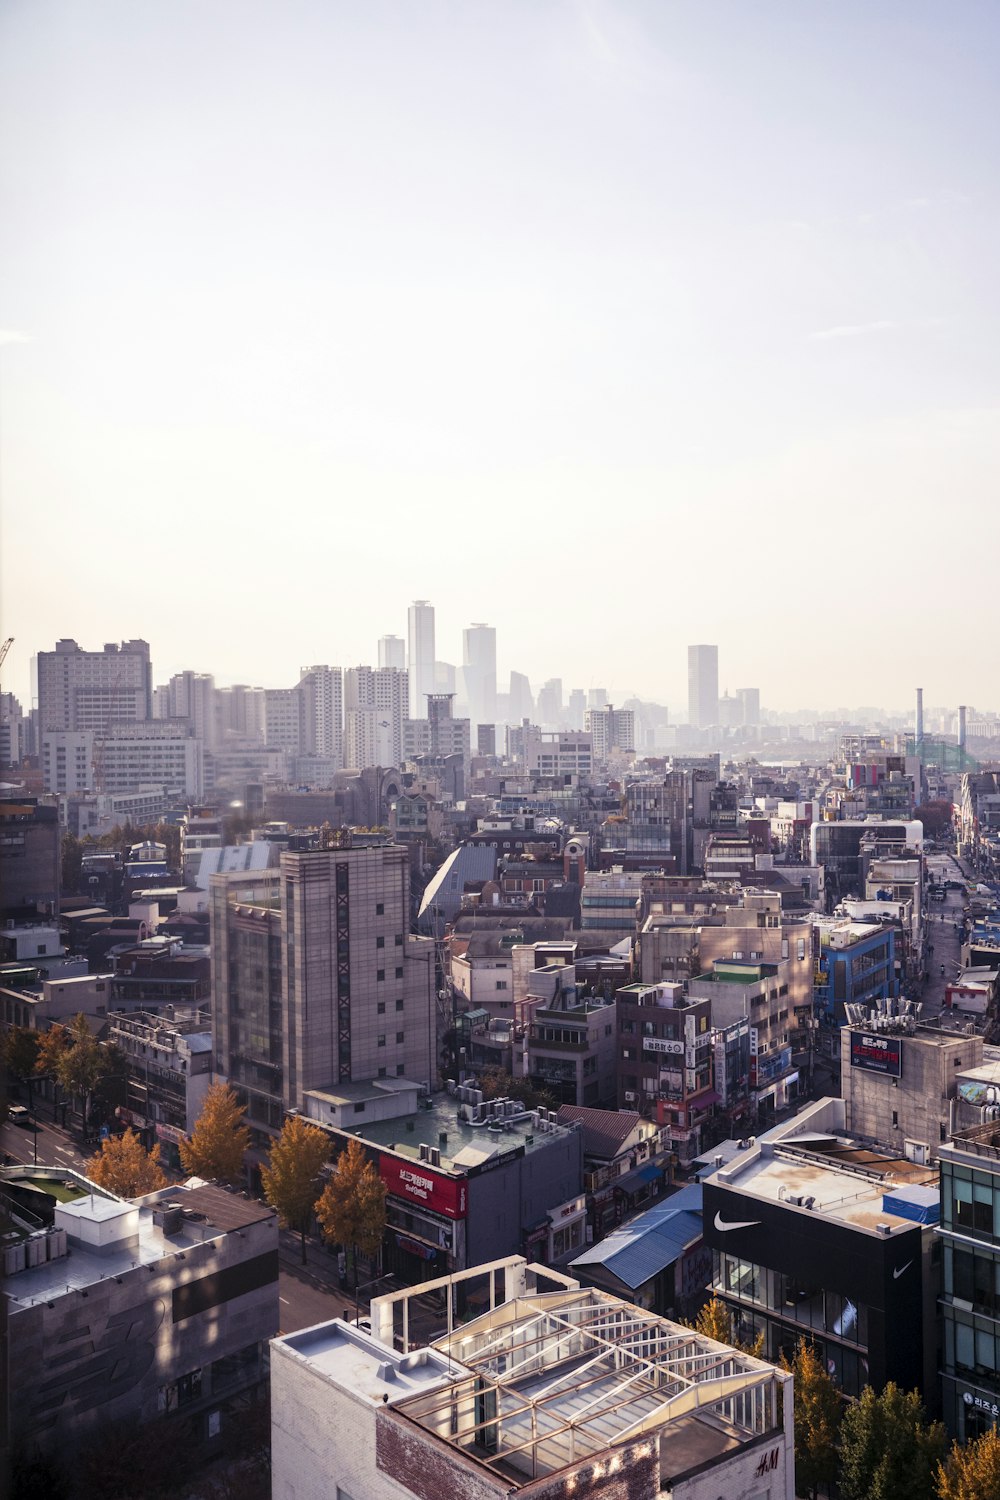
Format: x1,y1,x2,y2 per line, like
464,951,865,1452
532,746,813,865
780,1338,841,1499
4,1028,41,1108
839,1382,947,1500
56,1014,112,1127
86,1128,168,1198
260,1115,330,1263
34,1022,72,1084
936,1426,1000,1500
315,1136,387,1287
690,1296,764,1357
180,1082,251,1183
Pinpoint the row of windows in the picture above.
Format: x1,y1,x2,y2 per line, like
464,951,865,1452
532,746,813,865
942,1163,1000,1243
715,1252,870,1348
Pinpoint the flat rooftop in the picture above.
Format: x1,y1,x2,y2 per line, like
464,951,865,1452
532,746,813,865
2,1172,276,1308
714,1136,936,1235
322,1092,575,1169
391,1288,786,1487
277,1319,459,1404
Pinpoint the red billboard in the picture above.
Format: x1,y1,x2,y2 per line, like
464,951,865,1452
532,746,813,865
379,1153,468,1219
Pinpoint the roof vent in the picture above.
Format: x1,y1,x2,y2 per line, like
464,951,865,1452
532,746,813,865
876,1222,892,1237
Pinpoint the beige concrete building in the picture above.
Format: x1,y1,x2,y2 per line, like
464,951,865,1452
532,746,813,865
841,1020,983,1162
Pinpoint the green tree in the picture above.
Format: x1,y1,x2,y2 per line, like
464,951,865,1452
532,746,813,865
86,1127,168,1197
780,1338,841,1499
4,1028,41,1108
261,1115,331,1263
315,1136,387,1288
180,1082,250,1183
839,1383,947,1500
936,1426,1000,1499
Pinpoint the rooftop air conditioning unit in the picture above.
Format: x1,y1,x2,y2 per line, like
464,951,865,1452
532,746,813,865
876,1223,892,1237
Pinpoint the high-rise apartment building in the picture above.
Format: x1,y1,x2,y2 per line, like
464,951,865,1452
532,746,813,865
407,600,435,718
211,843,436,1139
299,665,344,763
156,670,218,747
344,666,408,768
461,622,496,737
687,644,719,729
378,635,406,671
37,638,152,734
508,671,534,724
587,704,635,764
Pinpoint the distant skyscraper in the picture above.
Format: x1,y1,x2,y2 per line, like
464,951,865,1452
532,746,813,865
737,687,760,728
537,678,563,728
688,645,719,729
407,601,435,718
508,671,534,724
587,688,609,712
378,635,406,671
567,689,586,731
461,623,497,738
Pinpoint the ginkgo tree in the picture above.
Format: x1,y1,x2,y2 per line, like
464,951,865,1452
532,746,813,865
86,1127,168,1198
315,1136,387,1290
180,1082,250,1184
936,1426,1000,1500
261,1115,331,1263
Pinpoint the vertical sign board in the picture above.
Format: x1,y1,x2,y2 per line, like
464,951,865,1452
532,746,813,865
849,1031,902,1078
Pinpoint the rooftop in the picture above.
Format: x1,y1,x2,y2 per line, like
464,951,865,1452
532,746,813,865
277,1319,458,1404
391,1287,787,1487
318,1089,576,1169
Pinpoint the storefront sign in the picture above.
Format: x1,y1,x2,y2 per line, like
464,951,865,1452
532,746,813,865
850,1031,902,1078
155,1122,189,1144
379,1153,468,1219
964,1392,1000,1418
643,1037,684,1054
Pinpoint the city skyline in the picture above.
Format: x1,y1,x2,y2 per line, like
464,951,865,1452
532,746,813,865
3,3,999,709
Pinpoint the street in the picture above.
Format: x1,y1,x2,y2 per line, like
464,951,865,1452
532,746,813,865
921,850,974,1027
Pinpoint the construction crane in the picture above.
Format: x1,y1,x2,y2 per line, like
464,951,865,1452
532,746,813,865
0,637,12,677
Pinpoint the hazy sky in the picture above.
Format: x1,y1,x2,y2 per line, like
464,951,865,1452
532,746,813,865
2,1,999,712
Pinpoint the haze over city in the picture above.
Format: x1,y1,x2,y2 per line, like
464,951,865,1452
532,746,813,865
3,1,1000,710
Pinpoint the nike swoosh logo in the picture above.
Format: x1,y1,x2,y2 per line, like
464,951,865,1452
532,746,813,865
893,1261,913,1280
714,1212,762,1232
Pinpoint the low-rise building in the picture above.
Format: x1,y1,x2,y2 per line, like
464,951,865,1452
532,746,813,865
107,1008,213,1159
702,1099,939,1400
271,1264,795,1500
615,982,715,1165
2,1167,278,1462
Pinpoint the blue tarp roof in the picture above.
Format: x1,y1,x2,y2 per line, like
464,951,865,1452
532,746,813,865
569,1185,704,1290
882,1184,940,1225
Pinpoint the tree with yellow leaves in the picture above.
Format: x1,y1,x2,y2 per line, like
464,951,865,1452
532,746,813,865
315,1136,386,1289
180,1082,250,1184
936,1425,1000,1500
261,1115,330,1263
86,1127,168,1198
780,1338,841,1499
690,1295,765,1357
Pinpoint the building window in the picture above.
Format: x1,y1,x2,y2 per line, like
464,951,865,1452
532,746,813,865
376,936,385,948
375,904,384,916
396,1064,405,1076
395,967,404,979
396,1031,404,1044
377,1002,386,1014
377,1067,386,1079
496,980,508,990
377,970,385,981
378,1035,386,1047
395,934,404,946
395,999,404,1011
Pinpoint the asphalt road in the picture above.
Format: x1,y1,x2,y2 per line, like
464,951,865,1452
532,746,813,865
0,1107,90,1174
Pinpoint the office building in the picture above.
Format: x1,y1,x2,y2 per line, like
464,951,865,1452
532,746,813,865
407,600,435,717
1,692,24,767
737,687,761,727
3,1166,277,1463
687,645,719,730
37,638,152,734
536,678,563,727
0,794,61,921
211,842,436,1148
271,1268,795,1500
939,1122,1000,1438
378,634,406,671
507,670,534,723
403,694,471,765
